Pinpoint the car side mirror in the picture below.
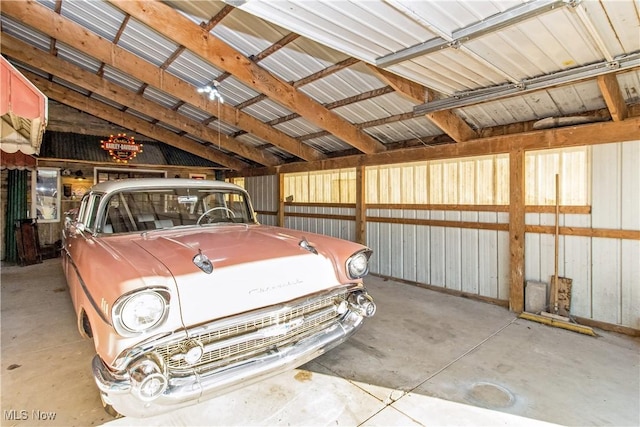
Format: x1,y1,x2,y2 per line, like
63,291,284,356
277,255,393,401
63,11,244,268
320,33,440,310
69,222,86,237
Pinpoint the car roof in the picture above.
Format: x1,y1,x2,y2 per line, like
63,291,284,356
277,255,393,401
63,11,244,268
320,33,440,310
89,178,245,194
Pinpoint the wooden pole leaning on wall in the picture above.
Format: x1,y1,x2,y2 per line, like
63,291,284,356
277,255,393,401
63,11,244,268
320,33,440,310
509,148,525,313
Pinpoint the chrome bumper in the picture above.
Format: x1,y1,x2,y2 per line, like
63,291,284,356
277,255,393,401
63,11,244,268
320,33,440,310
93,309,367,418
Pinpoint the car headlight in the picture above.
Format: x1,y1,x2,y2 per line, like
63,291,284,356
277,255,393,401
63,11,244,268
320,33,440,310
113,289,169,335
346,250,372,279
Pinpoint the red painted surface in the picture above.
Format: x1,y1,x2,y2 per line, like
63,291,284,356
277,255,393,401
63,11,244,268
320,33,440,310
0,56,46,120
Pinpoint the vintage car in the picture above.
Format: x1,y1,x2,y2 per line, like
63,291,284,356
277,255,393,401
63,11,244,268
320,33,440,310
62,178,375,418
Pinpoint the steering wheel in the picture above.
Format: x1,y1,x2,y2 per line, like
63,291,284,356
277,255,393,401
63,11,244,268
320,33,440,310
197,207,236,225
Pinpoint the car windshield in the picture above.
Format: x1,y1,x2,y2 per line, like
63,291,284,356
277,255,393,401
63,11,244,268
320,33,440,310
101,187,253,234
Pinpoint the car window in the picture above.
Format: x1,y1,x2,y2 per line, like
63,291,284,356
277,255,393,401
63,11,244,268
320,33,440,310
85,194,103,232
77,193,89,223
101,187,254,234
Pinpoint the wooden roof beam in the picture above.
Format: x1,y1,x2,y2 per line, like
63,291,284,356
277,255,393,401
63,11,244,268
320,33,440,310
598,73,628,122
1,33,281,167
24,74,248,170
108,0,386,155
0,0,324,162
230,116,640,176
365,64,478,143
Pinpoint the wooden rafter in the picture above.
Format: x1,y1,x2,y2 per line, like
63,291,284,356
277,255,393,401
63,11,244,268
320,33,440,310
254,33,300,62
214,33,300,85
234,86,397,138
365,64,479,143
205,33,300,112
293,57,360,88
235,56,359,112
202,5,235,31
597,73,628,122
0,1,325,162
108,0,387,155
1,33,282,167
24,72,248,170
230,116,640,176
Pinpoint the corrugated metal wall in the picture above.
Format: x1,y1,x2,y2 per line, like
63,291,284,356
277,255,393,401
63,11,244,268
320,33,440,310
244,175,278,226
285,205,355,241
243,142,640,329
366,209,511,300
526,141,640,328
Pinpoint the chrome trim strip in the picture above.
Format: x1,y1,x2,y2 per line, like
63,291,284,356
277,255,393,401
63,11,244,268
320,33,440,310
93,305,366,418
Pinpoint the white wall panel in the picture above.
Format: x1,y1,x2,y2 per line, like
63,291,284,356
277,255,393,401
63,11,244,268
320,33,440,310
361,208,509,301
430,211,446,287
283,205,354,241
592,144,621,229
539,212,562,283
245,175,278,213
525,213,541,280
522,141,639,328
592,238,621,324
590,141,639,326
461,211,479,295
620,142,640,329
478,212,498,298
277,141,638,329
445,211,461,290
257,214,277,226
563,214,592,319
415,209,430,285
497,231,510,301
377,209,392,277
621,142,640,230
402,210,417,282
621,240,640,329
390,209,404,279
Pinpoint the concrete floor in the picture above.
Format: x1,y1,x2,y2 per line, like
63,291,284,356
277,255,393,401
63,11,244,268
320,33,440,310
1,259,638,426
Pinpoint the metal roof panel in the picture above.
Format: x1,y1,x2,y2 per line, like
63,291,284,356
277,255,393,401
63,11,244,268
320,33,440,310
101,65,145,93
165,50,224,88
117,18,179,67
59,0,125,42
1,16,51,51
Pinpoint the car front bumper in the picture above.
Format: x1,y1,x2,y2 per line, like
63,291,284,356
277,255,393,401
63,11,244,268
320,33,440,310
92,301,370,418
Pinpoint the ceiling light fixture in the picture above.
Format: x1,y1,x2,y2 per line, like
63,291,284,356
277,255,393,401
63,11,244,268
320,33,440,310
198,80,225,150
197,80,224,104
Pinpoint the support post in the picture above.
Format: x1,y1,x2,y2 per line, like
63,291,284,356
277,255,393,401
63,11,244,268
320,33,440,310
355,165,366,245
509,149,525,312
277,171,285,227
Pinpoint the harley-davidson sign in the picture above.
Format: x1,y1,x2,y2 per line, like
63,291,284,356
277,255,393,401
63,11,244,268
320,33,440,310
100,134,143,163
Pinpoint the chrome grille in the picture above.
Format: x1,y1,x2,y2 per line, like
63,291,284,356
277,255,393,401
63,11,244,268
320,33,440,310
155,290,350,373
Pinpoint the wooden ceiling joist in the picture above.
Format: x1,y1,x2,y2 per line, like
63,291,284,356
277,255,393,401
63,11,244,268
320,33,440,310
597,74,628,122
366,64,479,143
293,57,360,88
0,0,325,163
108,0,387,155
1,33,282,167
23,73,248,170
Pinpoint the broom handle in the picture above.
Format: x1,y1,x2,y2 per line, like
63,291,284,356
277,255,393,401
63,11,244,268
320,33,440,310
554,174,559,313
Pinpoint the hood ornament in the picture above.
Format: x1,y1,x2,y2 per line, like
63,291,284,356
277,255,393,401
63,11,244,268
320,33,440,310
193,249,213,274
299,237,318,255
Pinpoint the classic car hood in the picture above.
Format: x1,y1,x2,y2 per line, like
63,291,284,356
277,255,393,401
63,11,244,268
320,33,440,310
133,225,344,327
